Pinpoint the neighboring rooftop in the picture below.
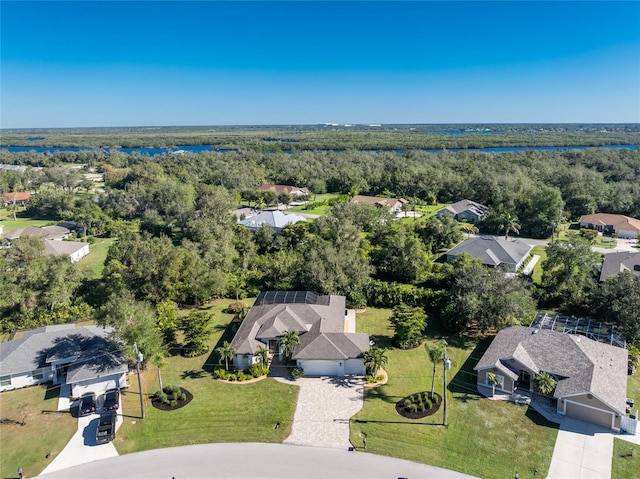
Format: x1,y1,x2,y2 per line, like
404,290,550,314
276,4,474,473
4,225,71,241
446,236,532,269
238,209,306,231
579,213,640,233
439,199,489,217
599,251,640,282
351,195,407,209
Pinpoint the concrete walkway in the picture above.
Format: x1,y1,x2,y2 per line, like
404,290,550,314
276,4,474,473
547,418,614,479
275,376,364,449
38,443,480,478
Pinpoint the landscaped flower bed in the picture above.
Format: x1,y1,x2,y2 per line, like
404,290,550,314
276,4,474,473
395,391,442,419
151,385,193,411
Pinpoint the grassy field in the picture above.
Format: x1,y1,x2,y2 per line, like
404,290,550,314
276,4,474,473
114,299,299,455
0,212,56,233
0,385,77,479
530,245,548,284
351,308,559,479
287,192,343,215
81,237,116,279
611,439,640,479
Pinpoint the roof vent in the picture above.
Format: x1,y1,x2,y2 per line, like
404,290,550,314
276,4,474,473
634,264,640,272
532,329,539,335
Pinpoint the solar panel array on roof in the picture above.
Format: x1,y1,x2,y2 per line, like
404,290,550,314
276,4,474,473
530,312,626,348
255,291,319,306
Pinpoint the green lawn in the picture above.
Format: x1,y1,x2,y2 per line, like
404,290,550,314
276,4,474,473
351,308,559,479
0,385,77,479
287,192,343,215
81,237,116,279
530,245,548,285
0,213,56,233
612,439,640,479
114,299,299,455
415,202,448,218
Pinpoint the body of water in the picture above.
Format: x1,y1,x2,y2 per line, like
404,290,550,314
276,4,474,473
1,144,637,156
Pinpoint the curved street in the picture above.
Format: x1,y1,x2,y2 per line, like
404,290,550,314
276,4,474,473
37,442,479,479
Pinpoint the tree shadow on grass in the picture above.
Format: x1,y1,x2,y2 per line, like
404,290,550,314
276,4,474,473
181,369,206,380
44,384,60,400
203,321,238,373
369,334,393,349
448,337,492,395
364,384,403,405
525,406,560,429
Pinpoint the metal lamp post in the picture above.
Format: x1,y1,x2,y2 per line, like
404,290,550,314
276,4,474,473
443,345,451,427
133,342,145,419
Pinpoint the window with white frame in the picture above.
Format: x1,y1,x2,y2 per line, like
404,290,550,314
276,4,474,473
32,368,44,380
0,375,10,386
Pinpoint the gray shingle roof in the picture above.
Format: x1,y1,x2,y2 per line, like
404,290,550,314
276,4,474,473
0,325,127,381
440,199,489,217
4,225,70,240
599,252,640,282
475,326,628,413
230,291,368,360
447,237,532,267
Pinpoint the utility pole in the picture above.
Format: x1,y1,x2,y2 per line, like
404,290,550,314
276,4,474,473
443,344,451,427
133,342,145,419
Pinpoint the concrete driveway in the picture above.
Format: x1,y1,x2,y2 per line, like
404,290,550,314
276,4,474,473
546,418,614,479
276,376,364,449
40,399,122,475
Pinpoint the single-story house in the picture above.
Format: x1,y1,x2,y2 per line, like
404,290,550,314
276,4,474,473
4,225,71,241
230,291,370,377
445,236,533,273
0,325,128,397
82,172,104,182
599,252,640,282
232,207,258,220
435,199,489,224
0,192,31,207
475,326,628,430
579,213,640,239
238,210,306,232
43,239,91,263
350,195,408,214
259,184,310,198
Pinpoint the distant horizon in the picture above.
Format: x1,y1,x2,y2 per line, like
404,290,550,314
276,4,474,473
2,2,639,128
3,121,640,131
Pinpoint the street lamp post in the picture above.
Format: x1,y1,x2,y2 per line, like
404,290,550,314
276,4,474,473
443,345,451,427
133,342,145,419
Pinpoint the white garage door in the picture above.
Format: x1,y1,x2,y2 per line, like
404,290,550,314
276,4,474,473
566,401,614,429
345,359,364,375
299,360,340,377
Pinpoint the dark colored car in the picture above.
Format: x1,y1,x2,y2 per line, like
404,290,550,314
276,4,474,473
96,411,117,444
103,388,120,411
79,393,96,416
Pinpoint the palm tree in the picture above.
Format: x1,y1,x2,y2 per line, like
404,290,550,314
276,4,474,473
534,372,557,396
363,347,389,377
150,352,168,390
487,372,502,396
425,340,447,398
280,330,300,363
255,345,270,366
498,212,521,240
216,341,236,371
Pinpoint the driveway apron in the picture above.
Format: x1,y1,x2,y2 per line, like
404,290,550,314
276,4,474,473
277,376,364,449
547,418,613,479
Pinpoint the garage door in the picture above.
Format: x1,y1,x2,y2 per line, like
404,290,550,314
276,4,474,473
566,401,614,429
299,360,340,377
345,359,364,375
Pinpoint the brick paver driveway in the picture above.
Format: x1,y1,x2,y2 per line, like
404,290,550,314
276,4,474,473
276,376,364,449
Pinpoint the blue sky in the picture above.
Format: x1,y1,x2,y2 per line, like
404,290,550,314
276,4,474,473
1,1,639,127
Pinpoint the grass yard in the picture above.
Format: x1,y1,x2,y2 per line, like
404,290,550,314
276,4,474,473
611,439,640,479
351,308,559,479
0,212,56,233
114,299,299,455
81,237,116,279
415,202,448,218
530,245,548,285
287,192,343,215
0,385,77,479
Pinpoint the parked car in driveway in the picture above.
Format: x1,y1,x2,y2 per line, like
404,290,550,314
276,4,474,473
103,388,120,411
79,393,96,416
96,410,117,444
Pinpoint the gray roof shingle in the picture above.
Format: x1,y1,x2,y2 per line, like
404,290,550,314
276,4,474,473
599,252,640,282
447,237,532,267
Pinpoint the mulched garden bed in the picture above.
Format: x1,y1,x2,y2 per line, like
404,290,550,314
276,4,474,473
151,387,193,411
395,391,442,419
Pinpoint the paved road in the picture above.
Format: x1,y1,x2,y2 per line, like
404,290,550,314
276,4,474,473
547,418,613,479
37,443,480,479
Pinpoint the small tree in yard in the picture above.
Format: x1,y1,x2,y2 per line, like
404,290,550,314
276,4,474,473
181,311,212,357
281,330,300,363
425,340,447,398
534,372,557,396
389,303,427,349
487,372,502,396
216,341,236,371
363,347,389,377
255,345,270,366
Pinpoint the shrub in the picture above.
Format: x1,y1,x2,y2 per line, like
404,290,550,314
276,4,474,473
154,389,163,399
290,367,304,380
426,398,432,409
247,363,268,378
172,385,181,395
170,399,177,407
215,368,229,380
404,399,412,407
160,393,169,404
225,302,247,315
419,403,426,412
409,403,418,413
163,385,173,394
